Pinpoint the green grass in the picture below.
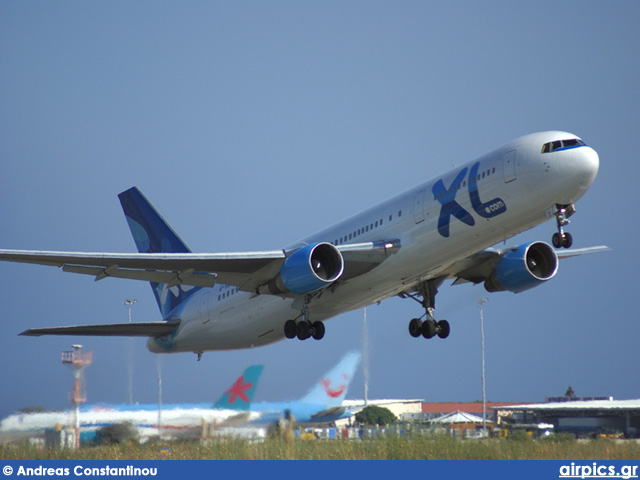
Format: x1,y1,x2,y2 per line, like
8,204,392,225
2,435,639,461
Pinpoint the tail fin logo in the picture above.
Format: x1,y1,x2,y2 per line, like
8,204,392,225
321,374,350,398
224,376,254,405
213,365,263,411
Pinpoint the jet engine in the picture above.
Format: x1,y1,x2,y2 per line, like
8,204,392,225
484,241,558,293
267,242,344,295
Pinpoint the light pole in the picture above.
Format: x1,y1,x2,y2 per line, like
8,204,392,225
362,307,369,407
124,299,137,405
478,298,488,434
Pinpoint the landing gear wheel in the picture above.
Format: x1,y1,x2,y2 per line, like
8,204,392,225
552,232,573,249
409,318,423,338
421,319,436,339
562,232,573,248
436,320,450,339
284,320,297,339
296,322,311,340
312,321,325,340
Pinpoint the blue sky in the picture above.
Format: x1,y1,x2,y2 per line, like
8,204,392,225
1,1,638,420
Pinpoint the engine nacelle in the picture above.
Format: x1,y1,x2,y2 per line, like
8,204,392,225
269,242,344,295
484,241,558,293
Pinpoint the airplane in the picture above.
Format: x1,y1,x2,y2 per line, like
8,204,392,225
0,131,608,356
0,365,263,442
245,350,360,427
0,352,359,443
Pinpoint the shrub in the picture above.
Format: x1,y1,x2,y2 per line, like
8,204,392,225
356,406,397,426
96,422,139,445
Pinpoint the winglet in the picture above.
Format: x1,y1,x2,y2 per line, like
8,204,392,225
300,351,361,408
213,365,264,411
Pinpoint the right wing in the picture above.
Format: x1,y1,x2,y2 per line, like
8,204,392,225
0,248,285,291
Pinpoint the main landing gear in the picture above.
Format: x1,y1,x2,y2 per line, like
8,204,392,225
401,280,450,340
283,295,325,341
552,203,575,249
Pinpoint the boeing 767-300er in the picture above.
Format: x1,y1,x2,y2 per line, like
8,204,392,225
0,131,608,357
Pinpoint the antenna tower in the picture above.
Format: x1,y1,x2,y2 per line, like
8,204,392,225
62,345,92,449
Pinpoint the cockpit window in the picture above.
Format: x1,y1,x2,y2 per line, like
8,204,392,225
541,138,586,153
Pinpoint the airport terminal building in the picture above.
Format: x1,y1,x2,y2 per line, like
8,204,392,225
341,397,640,438
493,398,640,438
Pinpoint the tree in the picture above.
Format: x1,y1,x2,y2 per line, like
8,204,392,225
355,405,397,426
97,422,139,445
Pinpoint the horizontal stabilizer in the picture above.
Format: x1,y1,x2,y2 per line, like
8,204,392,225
309,406,349,422
20,320,180,337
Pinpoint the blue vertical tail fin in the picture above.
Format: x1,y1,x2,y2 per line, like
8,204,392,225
213,365,264,411
118,187,199,317
300,351,361,408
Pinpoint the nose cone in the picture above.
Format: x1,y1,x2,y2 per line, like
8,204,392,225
574,146,599,192
543,143,600,205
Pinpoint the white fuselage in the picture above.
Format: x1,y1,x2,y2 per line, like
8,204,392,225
148,131,599,353
0,405,261,441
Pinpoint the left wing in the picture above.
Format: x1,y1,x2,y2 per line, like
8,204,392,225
446,244,611,287
0,240,400,294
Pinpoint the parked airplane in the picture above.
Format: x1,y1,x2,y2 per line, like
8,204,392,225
0,365,263,442
0,131,608,356
0,352,359,442
247,350,360,426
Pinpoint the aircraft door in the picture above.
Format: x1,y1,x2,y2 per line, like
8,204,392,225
414,189,426,223
199,293,210,324
503,150,517,183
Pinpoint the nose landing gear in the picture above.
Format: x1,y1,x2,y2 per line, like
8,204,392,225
552,204,575,249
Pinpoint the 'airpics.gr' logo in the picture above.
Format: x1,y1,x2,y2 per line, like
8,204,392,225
433,161,507,238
